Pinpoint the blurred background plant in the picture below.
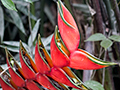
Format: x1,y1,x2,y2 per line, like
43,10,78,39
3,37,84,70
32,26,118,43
0,0,120,90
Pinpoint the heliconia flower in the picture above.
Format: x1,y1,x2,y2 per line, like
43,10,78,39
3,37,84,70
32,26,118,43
36,33,90,89
0,66,17,90
0,0,118,89
51,26,70,67
69,49,117,70
19,41,38,79
20,41,64,90
57,0,80,53
35,34,53,74
51,26,117,70
5,48,26,87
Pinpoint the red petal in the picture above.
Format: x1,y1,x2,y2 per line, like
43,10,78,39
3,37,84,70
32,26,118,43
35,43,50,74
58,1,80,53
7,67,25,87
26,80,41,90
19,41,38,79
19,50,36,79
6,49,25,87
36,73,58,90
62,67,90,89
51,35,69,67
69,49,115,70
35,35,52,74
0,78,15,90
18,88,27,90
49,67,79,89
0,67,17,90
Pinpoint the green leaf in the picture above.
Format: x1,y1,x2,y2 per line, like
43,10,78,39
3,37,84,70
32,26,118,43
8,10,26,35
84,80,104,90
85,33,106,41
1,41,29,53
28,19,40,47
3,41,28,48
1,0,17,11
100,39,113,50
0,6,4,42
108,35,120,42
0,45,19,52
24,0,33,4
42,34,53,47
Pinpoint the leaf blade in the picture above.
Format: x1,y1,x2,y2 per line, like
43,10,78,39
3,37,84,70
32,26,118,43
100,39,113,50
8,10,26,35
84,80,104,90
1,0,17,11
0,45,19,52
24,0,33,4
28,19,40,47
108,35,120,42
0,6,4,42
85,33,106,41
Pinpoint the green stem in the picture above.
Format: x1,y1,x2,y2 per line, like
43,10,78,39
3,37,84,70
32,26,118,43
40,0,45,37
102,50,107,87
30,3,35,29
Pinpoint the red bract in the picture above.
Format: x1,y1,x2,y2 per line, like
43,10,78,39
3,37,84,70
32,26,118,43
69,49,117,70
6,49,26,87
51,34,70,67
19,41,38,79
35,34,52,74
58,0,80,53
36,73,58,90
49,66,89,89
0,67,17,90
25,80,42,90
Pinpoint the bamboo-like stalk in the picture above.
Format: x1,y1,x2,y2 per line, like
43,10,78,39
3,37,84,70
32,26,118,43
83,26,93,82
91,0,104,33
104,0,114,29
110,0,120,31
104,68,115,90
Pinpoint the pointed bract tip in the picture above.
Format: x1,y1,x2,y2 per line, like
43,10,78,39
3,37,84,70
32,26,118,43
5,47,8,53
19,40,22,43
55,25,58,29
55,25,58,34
5,48,9,59
38,34,41,39
19,40,23,48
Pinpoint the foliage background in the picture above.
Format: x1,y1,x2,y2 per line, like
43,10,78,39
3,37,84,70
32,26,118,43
0,0,120,90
